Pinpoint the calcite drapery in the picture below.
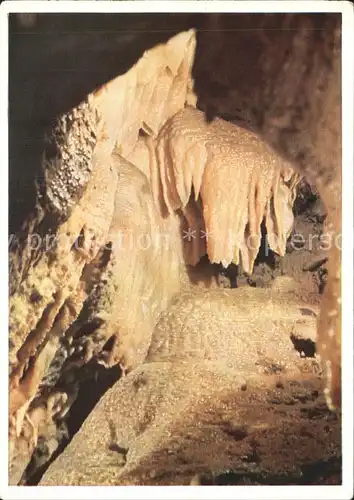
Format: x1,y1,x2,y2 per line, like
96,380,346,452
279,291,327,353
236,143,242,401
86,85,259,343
154,107,300,273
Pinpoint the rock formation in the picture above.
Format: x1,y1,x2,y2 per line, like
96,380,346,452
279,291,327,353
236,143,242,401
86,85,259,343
8,13,342,486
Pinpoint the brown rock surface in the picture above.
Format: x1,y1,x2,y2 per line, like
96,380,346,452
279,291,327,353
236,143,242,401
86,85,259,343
40,284,340,486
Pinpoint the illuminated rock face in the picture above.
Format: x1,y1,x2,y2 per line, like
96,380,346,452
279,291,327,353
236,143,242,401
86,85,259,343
9,30,197,484
9,15,341,486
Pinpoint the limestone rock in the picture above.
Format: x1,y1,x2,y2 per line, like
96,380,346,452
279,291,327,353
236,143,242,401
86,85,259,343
40,285,340,486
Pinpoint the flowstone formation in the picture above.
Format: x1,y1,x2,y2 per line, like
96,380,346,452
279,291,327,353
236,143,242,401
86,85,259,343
40,286,340,486
9,18,341,486
9,30,197,484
